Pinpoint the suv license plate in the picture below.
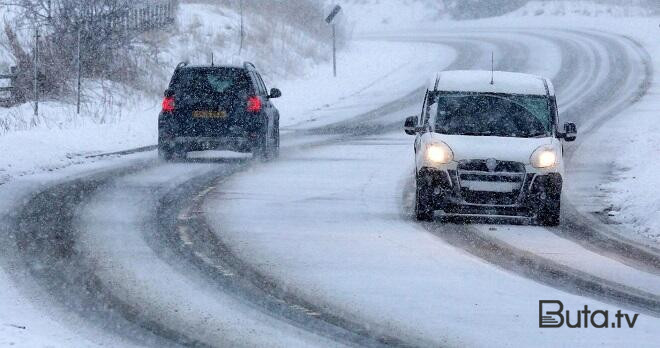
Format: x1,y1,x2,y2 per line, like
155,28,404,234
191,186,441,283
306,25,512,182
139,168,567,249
192,111,227,119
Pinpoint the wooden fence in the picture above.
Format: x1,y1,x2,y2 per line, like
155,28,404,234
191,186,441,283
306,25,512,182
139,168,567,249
122,0,179,32
0,67,19,107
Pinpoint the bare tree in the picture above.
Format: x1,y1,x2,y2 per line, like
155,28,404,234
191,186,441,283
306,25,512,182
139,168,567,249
1,0,177,98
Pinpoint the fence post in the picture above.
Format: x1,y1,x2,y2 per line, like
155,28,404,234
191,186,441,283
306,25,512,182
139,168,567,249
33,27,39,117
77,27,82,114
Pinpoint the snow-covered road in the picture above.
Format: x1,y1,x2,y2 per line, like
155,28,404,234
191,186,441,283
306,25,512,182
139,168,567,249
1,26,658,347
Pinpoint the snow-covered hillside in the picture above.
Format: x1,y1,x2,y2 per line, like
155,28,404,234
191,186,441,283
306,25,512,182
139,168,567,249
0,1,450,186
337,0,447,33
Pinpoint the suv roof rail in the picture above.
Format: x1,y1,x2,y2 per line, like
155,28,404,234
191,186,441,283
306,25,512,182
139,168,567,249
176,61,189,70
243,61,256,70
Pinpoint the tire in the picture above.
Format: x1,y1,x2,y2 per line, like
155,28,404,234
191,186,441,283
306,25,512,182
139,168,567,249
538,197,561,226
415,175,434,221
158,144,174,161
253,131,270,161
271,121,280,159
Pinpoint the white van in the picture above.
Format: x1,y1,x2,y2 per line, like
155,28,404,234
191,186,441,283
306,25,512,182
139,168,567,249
405,70,577,225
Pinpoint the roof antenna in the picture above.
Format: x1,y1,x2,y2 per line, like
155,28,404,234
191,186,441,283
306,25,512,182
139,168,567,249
211,52,214,67
490,52,494,85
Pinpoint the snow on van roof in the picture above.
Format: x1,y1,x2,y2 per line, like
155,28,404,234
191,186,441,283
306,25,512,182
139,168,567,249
429,70,554,96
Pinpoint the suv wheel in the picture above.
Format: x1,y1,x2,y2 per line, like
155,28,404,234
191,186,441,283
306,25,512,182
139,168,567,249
271,120,280,159
415,175,434,221
158,144,174,161
538,197,561,226
253,131,270,161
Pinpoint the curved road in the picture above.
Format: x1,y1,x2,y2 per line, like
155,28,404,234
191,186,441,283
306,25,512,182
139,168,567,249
1,27,657,346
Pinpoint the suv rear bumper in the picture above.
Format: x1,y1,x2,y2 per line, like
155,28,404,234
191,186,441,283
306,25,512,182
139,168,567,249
418,167,562,218
160,136,257,153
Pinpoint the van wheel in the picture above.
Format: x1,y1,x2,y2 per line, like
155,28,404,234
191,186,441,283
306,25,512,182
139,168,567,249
538,197,561,226
415,176,434,221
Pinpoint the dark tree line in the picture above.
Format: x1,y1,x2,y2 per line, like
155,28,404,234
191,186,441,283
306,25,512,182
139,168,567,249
444,0,529,20
444,0,660,19
1,0,178,100
207,0,334,41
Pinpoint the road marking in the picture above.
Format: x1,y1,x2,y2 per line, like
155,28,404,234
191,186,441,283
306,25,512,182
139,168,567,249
178,225,193,246
289,304,321,317
177,206,193,221
193,251,234,277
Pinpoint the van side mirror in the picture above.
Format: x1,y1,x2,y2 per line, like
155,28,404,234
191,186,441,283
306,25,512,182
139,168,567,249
404,116,418,135
164,88,174,97
562,122,577,142
269,88,282,99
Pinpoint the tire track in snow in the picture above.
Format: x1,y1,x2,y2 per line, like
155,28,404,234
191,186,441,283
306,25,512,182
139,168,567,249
1,38,484,348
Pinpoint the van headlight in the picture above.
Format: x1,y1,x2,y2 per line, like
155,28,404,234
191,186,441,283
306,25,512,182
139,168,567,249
531,146,558,168
426,142,454,164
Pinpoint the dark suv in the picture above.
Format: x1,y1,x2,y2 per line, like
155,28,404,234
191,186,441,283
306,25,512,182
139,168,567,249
158,62,281,160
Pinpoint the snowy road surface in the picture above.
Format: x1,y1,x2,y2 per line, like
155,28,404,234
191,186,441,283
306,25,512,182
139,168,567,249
1,25,659,347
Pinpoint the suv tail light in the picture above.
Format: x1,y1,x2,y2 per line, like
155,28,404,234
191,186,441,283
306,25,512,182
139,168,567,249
162,96,175,112
247,96,262,113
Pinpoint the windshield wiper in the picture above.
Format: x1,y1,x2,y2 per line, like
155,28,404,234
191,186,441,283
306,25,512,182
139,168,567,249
460,131,495,136
524,132,550,138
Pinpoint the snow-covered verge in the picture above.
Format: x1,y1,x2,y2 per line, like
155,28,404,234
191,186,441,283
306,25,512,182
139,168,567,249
0,269,98,347
570,20,660,243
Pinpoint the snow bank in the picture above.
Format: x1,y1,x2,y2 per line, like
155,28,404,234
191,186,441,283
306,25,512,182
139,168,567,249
592,21,660,242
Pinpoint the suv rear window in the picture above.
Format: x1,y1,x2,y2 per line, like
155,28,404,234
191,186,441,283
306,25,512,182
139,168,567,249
170,68,252,96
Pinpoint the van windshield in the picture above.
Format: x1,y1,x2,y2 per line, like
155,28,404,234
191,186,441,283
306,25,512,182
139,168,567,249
433,93,553,138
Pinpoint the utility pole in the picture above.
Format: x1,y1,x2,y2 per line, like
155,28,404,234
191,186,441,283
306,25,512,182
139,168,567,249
77,27,82,114
33,27,39,117
325,5,342,78
239,0,244,55
332,24,337,77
